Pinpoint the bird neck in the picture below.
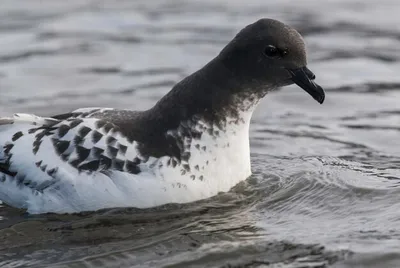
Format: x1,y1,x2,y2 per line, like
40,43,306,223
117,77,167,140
131,57,274,160
149,56,270,131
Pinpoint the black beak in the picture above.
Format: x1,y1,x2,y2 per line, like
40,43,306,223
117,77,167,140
287,67,325,104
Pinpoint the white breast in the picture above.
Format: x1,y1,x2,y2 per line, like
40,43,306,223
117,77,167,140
140,109,254,205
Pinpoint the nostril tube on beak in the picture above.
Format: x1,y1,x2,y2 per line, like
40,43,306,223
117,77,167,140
304,67,316,80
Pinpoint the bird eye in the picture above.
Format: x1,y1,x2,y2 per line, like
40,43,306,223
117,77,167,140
264,45,279,57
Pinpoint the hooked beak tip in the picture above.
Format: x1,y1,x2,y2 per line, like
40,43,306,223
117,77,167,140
317,92,325,104
288,67,325,104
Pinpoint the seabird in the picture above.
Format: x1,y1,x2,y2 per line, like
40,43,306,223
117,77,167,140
0,18,324,214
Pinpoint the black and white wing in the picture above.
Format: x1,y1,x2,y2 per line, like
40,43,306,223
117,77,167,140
0,112,145,212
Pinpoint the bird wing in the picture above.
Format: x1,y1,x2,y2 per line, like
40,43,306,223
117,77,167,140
0,112,144,211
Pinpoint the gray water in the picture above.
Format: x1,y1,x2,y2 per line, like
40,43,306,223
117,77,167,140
0,0,399,267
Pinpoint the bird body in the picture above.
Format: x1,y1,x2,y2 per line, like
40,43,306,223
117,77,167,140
0,19,324,213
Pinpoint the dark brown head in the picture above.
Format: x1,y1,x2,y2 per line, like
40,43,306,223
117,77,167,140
219,18,325,104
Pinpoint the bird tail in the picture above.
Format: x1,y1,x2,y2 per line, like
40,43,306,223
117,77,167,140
0,113,59,173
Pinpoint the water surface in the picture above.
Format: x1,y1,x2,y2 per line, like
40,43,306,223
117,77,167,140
0,0,400,267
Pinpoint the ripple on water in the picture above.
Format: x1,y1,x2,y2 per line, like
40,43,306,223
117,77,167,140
1,0,400,267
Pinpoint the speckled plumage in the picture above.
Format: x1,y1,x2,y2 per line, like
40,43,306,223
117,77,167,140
0,106,255,213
